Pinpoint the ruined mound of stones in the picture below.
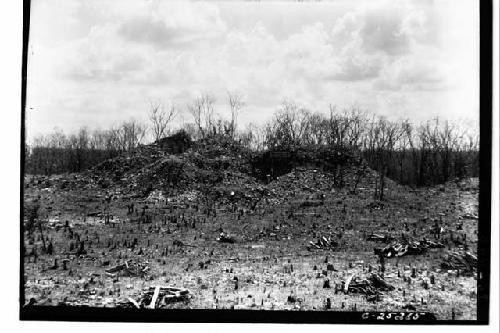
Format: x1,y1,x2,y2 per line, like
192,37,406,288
75,132,398,204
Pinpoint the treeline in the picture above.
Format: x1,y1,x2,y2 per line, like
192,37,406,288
252,101,478,193
25,95,479,192
26,120,146,174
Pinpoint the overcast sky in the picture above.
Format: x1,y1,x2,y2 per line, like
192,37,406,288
26,0,479,141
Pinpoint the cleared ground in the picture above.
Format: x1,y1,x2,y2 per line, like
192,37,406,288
23,171,478,320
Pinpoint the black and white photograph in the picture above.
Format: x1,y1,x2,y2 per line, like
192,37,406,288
18,0,495,325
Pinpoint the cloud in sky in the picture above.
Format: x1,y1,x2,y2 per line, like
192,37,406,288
117,1,227,49
26,0,479,140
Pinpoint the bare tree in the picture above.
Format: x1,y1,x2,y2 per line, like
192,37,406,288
302,113,328,145
326,105,368,148
74,127,90,171
239,122,265,150
114,120,147,151
227,92,245,137
264,100,311,149
394,119,412,183
367,116,404,200
187,94,216,138
149,102,177,142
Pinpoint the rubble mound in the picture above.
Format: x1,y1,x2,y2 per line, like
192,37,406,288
43,133,401,206
88,145,167,189
83,133,255,197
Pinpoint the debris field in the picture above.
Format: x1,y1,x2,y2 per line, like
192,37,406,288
23,136,479,319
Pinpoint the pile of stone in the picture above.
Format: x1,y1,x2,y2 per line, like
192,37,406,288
441,251,477,273
104,260,150,278
374,238,444,258
344,273,395,302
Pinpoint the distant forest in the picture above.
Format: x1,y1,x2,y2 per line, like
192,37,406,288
25,95,479,188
